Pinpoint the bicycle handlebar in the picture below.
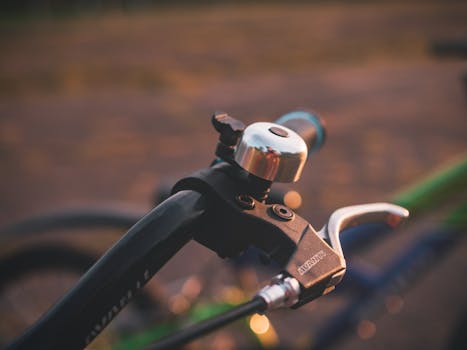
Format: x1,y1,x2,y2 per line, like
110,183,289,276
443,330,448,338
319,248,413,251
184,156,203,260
6,190,206,350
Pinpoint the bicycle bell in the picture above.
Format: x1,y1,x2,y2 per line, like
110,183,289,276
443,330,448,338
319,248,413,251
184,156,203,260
234,122,308,183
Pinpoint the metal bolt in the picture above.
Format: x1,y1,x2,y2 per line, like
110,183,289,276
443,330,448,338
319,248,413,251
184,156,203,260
236,194,255,210
272,204,294,220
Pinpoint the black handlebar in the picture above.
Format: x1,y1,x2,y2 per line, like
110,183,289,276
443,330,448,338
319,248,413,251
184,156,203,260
5,190,206,350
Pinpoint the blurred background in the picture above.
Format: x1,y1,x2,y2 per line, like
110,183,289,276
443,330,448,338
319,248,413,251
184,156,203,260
0,0,466,349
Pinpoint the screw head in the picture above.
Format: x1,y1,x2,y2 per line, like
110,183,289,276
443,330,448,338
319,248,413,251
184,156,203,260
272,204,294,220
236,194,255,210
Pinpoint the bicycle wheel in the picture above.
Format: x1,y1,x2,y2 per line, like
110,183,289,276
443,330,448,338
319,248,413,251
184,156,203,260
0,244,166,349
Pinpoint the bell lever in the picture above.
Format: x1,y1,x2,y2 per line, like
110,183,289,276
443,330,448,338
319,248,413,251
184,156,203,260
211,111,245,163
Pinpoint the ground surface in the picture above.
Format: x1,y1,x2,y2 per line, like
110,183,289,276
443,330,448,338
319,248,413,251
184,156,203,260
0,2,466,349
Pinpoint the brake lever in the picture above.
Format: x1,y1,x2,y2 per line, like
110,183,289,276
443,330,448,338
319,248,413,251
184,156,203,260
316,202,410,285
257,203,409,310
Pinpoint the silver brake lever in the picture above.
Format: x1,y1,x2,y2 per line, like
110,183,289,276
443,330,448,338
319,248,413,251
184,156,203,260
317,202,409,285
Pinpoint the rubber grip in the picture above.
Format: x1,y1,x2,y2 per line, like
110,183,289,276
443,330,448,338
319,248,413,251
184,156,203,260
275,110,326,156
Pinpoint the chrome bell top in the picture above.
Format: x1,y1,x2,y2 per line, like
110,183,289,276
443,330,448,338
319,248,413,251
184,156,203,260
234,122,308,183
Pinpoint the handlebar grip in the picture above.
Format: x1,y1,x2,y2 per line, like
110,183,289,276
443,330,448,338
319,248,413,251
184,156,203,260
275,110,326,156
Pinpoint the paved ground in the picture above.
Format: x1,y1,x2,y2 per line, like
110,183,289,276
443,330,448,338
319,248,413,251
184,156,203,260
0,2,466,349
